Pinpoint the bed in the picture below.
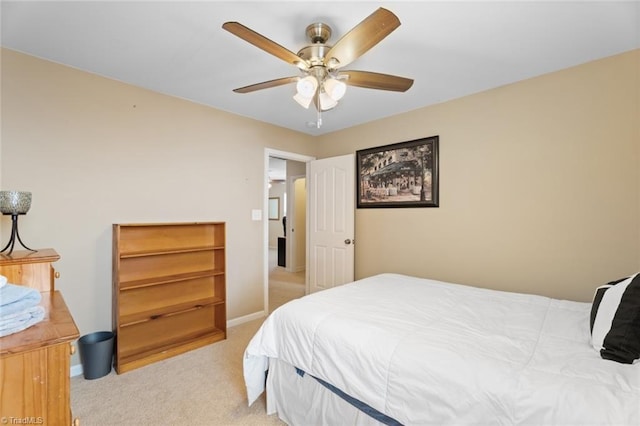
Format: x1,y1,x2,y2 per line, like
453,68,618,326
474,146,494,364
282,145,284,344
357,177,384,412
244,273,640,425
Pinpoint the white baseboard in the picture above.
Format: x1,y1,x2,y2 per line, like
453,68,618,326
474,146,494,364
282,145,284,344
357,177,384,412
227,310,266,328
70,363,83,377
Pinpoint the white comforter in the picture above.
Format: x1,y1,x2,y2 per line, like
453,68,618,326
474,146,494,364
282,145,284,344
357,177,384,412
244,273,640,425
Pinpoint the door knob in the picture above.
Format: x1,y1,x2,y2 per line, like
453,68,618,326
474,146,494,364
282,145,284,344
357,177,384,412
344,239,351,245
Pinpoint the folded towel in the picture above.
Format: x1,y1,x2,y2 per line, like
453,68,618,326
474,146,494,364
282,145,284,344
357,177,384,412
0,304,45,326
0,275,6,288
0,305,45,337
0,282,42,316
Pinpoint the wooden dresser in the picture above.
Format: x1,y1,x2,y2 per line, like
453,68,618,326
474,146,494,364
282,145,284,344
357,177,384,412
0,249,80,426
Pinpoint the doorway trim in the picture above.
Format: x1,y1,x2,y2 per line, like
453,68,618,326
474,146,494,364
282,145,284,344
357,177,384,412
264,148,315,314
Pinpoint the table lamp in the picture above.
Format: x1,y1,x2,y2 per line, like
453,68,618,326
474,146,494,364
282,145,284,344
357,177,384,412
0,190,37,255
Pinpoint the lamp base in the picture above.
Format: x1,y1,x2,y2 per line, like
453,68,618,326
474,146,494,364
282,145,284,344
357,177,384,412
1,214,37,256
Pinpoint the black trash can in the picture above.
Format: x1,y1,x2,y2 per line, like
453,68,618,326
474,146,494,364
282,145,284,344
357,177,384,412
78,331,114,380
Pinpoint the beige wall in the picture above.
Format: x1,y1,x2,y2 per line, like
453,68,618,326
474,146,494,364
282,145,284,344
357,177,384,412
0,49,316,367
285,159,306,271
293,177,307,271
2,47,638,371
316,49,640,302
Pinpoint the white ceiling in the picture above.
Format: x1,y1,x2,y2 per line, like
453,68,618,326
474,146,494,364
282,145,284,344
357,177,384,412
1,1,638,136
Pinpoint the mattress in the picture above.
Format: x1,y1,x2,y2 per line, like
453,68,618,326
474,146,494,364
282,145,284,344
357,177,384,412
244,273,640,425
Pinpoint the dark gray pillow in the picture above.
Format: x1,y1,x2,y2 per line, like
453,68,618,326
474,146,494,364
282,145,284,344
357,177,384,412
590,273,640,364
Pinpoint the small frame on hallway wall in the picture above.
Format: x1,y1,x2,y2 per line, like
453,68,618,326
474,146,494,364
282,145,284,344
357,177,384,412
268,197,280,220
356,136,439,208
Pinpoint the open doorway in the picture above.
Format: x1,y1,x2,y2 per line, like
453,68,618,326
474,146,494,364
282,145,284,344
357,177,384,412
265,149,314,313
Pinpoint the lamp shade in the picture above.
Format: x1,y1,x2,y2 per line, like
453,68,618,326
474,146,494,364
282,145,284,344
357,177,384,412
296,75,318,98
0,191,32,215
323,78,347,101
319,92,338,111
293,93,313,109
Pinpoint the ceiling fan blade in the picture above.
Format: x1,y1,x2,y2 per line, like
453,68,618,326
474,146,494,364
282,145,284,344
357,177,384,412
222,22,307,69
342,70,413,92
324,8,400,69
233,76,299,94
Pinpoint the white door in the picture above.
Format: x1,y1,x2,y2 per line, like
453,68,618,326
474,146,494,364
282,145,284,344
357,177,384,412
307,154,355,293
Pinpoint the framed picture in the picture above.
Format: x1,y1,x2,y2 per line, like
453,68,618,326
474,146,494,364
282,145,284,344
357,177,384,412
268,197,280,220
356,136,439,208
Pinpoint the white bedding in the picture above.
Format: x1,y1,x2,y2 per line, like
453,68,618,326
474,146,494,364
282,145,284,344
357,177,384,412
244,273,640,425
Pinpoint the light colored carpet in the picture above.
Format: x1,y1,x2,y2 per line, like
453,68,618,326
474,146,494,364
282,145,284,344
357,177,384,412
71,319,284,425
71,251,304,425
268,248,305,313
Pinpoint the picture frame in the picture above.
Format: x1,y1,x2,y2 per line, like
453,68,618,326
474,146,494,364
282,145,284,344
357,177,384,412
268,197,280,220
356,136,439,208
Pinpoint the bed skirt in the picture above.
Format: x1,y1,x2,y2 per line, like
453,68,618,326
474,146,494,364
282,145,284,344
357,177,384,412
266,357,388,425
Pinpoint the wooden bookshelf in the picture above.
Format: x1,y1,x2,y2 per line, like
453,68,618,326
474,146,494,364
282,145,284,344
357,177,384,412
112,222,226,373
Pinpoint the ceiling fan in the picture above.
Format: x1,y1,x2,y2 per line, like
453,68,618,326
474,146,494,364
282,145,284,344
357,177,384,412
222,8,413,127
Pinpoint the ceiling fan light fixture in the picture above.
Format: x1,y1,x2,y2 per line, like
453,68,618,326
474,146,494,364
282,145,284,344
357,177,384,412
296,75,318,98
323,78,347,101
319,91,338,111
293,93,313,109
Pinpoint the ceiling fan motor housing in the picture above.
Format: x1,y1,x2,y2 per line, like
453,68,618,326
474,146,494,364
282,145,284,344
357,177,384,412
297,44,331,67
297,23,335,69
305,22,331,44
